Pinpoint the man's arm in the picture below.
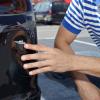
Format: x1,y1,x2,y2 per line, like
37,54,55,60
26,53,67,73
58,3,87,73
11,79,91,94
21,26,100,77
55,25,100,100
21,25,100,99
72,72,100,100
55,26,100,77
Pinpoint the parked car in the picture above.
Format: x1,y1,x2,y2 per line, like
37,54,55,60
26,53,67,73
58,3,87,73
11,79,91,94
33,1,69,24
51,1,69,24
0,0,41,100
33,1,51,24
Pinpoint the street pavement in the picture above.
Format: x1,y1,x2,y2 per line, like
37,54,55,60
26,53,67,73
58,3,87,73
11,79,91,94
37,25,100,100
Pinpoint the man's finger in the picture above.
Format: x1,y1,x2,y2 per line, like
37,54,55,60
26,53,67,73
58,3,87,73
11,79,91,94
21,53,52,61
29,66,51,75
24,44,53,52
23,60,50,69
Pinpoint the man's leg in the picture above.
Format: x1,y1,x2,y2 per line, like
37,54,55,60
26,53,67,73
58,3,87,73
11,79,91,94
73,51,100,100
73,72,100,100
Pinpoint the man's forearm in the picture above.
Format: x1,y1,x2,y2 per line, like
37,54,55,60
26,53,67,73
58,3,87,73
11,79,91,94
71,55,100,77
55,40,100,100
55,40,100,77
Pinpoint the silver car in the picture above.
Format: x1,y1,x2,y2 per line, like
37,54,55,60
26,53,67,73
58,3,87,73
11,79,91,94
34,1,52,24
34,1,69,24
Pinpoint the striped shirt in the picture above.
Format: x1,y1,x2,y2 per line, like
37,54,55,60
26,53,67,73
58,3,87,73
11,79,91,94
62,0,100,48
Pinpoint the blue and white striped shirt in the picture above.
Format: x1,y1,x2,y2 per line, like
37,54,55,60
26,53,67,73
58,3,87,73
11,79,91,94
62,0,100,48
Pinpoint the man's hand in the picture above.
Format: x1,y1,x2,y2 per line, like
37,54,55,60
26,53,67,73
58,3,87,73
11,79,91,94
21,44,74,75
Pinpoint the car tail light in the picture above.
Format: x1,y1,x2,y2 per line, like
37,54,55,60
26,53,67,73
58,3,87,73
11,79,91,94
64,0,71,4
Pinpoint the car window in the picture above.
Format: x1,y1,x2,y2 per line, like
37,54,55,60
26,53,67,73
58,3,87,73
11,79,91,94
34,2,51,12
52,2,67,12
0,0,32,14
0,0,13,13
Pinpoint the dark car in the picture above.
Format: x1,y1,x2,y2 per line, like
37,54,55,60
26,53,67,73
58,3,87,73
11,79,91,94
51,1,69,24
0,0,41,100
34,1,69,24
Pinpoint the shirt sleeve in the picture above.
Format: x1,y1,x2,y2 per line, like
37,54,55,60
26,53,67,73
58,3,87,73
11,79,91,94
62,0,85,35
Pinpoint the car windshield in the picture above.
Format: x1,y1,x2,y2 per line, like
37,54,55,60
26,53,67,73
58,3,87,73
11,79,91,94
0,0,32,14
34,2,51,12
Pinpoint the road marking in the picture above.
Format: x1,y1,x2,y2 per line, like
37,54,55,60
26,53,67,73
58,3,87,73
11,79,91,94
39,38,97,47
74,40,97,47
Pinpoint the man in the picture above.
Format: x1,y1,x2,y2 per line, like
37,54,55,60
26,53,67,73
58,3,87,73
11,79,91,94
21,0,100,99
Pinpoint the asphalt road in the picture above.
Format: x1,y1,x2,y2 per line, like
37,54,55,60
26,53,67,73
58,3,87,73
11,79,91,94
37,24,100,52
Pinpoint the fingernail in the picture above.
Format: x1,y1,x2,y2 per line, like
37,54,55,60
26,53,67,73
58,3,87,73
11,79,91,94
24,44,28,48
29,71,33,75
23,64,28,69
21,56,25,60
